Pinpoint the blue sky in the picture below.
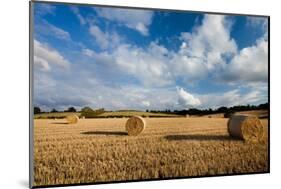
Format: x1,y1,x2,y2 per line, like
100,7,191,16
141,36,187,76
33,2,268,111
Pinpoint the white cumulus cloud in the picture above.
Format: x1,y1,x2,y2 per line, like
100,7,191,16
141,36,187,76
177,87,201,107
89,25,121,49
34,56,50,71
198,85,268,109
222,38,268,82
141,100,150,107
179,15,237,71
83,14,268,88
113,42,173,87
34,40,70,71
95,7,153,36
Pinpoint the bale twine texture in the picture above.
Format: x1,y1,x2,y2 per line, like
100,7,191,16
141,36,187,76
66,115,79,124
227,115,264,142
125,116,146,136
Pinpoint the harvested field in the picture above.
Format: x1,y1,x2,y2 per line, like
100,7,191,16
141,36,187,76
33,117,269,186
202,110,268,119
235,110,269,119
33,111,180,119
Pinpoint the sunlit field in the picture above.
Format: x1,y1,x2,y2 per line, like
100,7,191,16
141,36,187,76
33,117,268,186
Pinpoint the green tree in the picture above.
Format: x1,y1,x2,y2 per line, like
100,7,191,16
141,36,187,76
50,108,58,113
81,106,94,112
34,106,41,114
65,107,76,112
224,110,235,118
217,106,228,113
80,107,105,118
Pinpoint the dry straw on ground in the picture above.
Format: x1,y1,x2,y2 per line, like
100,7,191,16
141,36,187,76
125,116,146,136
227,115,264,142
34,117,268,186
66,115,79,124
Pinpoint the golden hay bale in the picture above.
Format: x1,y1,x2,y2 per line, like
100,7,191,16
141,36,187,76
66,115,79,124
125,116,146,136
227,115,264,142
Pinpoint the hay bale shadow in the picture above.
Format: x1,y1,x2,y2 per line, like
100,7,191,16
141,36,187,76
81,131,127,136
164,134,238,141
50,122,69,125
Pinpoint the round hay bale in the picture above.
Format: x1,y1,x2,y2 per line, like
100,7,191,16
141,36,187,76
125,116,146,136
66,115,79,124
227,115,264,142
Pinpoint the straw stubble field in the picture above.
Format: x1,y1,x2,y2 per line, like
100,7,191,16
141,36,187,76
33,117,268,186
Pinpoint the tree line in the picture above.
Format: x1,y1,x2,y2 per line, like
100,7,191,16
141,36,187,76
34,106,77,114
34,102,268,116
34,106,105,118
147,103,268,116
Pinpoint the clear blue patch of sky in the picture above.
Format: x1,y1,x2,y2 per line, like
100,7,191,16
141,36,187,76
230,15,266,50
149,11,203,51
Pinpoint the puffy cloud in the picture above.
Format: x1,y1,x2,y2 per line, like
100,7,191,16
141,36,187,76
135,23,149,36
112,42,173,87
198,85,268,109
141,100,150,107
179,15,237,71
34,40,70,71
82,14,233,87
33,49,267,111
88,15,237,86
82,48,114,65
89,25,121,49
177,88,201,107
83,43,173,87
95,8,153,36
89,25,108,48
199,89,241,108
171,53,208,81
222,38,268,82
82,48,95,57
34,70,267,111
34,56,50,71
81,41,208,88
70,6,86,25
83,14,268,88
